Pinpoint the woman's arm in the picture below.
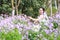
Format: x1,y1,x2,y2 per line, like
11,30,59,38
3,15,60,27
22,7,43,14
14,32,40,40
28,16,38,21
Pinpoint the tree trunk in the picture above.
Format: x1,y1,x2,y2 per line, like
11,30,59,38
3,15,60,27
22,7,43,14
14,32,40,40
49,0,52,16
55,0,57,9
15,0,18,15
15,0,20,15
12,8,15,16
50,0,52,16
11,0,15,16
58,0,60,12
15,6,18,15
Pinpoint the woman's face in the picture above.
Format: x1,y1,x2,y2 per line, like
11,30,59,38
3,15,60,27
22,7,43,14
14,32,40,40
39,8,44,15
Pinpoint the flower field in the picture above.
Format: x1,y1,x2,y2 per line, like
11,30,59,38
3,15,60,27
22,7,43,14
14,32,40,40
0,13,60,40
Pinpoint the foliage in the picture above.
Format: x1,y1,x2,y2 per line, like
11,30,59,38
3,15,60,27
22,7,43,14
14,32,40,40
53,22,58,29
57,35,60,40
28,29,55,40
0,0,12,15
21,0,45,18
0,0,58,17
0,11,60,40
0,28,22,40
28,30,38,40
46,7,57,16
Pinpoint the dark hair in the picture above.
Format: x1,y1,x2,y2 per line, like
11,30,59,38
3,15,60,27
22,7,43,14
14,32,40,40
39,7,45,11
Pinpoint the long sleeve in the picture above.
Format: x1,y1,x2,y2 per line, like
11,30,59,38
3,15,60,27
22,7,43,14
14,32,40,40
44,12,49,24
44,12,49,20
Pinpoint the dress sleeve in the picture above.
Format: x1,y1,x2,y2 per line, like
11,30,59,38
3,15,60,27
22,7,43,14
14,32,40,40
44,12,49,20
44,12,49,23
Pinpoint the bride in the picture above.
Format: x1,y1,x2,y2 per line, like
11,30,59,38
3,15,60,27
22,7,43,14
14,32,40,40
29,7,49,23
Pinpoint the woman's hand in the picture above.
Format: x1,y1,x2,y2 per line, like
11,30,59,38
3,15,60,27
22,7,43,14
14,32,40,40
28,16,34,20
28,16,38,21
28,16,32,19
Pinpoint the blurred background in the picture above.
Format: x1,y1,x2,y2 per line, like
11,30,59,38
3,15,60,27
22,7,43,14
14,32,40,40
0,0,59,18
0,0,60,40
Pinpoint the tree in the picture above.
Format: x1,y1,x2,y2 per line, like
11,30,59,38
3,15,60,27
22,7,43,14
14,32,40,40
21,0,45,18
58,0,60,12
0,0,57,17
0,0,12,15
11,0,21,16
11,0,15,16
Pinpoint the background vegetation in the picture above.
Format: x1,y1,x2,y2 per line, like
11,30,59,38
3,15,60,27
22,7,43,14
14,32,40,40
0,0,58,17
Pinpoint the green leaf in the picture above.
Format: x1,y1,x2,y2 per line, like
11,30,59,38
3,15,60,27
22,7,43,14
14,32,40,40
53,22,58,29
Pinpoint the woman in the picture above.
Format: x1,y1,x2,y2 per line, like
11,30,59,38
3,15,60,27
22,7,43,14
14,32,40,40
29,7,49,23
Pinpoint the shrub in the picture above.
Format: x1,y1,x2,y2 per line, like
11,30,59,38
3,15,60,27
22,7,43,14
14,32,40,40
0,28,22,40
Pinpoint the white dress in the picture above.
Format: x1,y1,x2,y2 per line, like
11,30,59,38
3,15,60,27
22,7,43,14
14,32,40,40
32,12,49,32
38,12,49,25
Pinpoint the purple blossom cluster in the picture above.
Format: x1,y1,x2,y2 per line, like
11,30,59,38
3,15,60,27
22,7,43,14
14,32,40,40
44,13,60,34
0,14,32,33
0,13,60,40
42,13,60,39
49,13,60,25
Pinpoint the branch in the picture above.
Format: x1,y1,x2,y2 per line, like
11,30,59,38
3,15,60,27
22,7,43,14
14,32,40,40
11,0,14,9
17,0,20,7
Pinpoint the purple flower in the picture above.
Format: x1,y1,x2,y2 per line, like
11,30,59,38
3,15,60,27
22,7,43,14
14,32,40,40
55,14,60,18
53,29,58,33
45,30,50,34
50,29,53,33
49,23,53,29
25,27,31,30
49,18,53,23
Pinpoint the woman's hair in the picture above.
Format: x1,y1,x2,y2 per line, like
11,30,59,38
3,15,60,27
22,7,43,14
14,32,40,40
39,7,45,12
